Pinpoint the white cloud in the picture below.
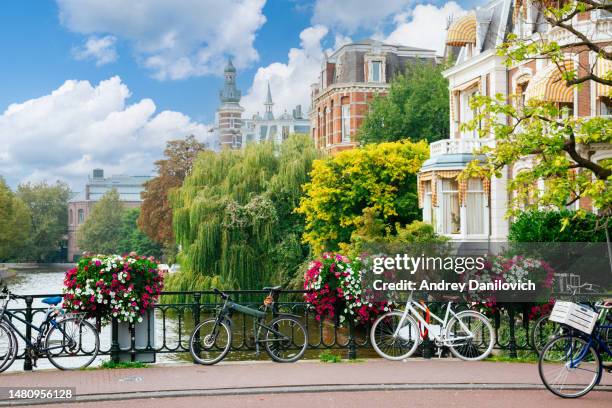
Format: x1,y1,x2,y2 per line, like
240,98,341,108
72,35,118,66
240,25,329,118
0,77,212,188
384,2,467,54
312,0,411,33
57,0,267,79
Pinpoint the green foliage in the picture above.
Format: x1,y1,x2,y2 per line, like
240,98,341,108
509,210,607,242
118,208,163,258
359,62,449,145
169,135,318,294
297,140,429,252
16,181,71,262
319,350,342,363
98,360,148,369
77,189,124,254
0,178,31,261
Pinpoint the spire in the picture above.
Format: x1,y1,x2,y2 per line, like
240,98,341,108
219,58,241,104
264,82,274,120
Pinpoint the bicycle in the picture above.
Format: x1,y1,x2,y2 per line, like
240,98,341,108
538,298,612,398
370,291,495,361
0,285,100,372
189,286,308,365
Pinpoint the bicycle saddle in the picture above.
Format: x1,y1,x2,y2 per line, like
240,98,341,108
263,286,281,292
41,296,63,306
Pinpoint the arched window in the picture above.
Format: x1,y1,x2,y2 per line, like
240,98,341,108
77,209,84,224
69,209,73,225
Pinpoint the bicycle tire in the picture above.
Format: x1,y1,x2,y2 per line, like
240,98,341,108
538,334,601,398
446,310,495,361
0,322,17,373
45,317,99,370
370,311,420,361
532,314,564,354
189,318,232,365
264,315,307,363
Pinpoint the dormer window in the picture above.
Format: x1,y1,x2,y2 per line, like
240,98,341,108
371,61,382,82
365,53,386,83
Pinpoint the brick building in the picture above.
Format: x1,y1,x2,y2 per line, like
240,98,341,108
309,39,438,154
67,169,151,261
417,0,611,241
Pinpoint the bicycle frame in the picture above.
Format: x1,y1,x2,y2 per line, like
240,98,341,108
393,295,475,344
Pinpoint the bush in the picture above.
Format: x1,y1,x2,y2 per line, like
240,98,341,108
63,254,163,324
509,210,607,242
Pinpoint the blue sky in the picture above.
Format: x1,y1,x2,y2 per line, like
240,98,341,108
0,0,485,189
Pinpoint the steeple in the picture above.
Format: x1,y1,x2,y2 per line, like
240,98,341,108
219,58,241,104
263,82,274,120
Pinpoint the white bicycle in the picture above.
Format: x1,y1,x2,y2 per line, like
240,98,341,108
370,292,495,361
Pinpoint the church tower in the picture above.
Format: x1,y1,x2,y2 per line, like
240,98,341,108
263,82,274,120
217,59,244,149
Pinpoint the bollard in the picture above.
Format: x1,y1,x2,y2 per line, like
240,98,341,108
23,296,33,371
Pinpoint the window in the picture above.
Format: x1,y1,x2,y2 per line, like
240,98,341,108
69,209,73,225
423,182,435,228
371,61,381,82
341,104,350,142
282,126,290,140
466,178,485,235
600,97,612,115
77,209,84,224
441,180,460,234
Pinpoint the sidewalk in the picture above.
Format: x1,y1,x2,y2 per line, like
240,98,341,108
1,359,610,406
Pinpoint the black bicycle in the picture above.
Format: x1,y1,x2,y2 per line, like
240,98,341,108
0,285,99,371
189,286,308,365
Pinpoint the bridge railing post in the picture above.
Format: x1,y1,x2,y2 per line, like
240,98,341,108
191,293,201,360
111,317,120,363
23,296,33,371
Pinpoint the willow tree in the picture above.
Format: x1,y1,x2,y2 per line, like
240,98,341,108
167,134,318,294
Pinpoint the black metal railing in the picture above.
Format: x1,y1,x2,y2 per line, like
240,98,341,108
3,290,552,370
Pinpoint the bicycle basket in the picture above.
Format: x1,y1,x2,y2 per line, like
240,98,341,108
549,301,598,334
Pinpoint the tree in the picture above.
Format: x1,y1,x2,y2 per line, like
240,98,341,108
16,181,71,262
297,140,429,252
77,189,124,254
138,135,208,256
461,1,612,227
168,135,318,294
0,178,30,261
358,62,450,145
118,208,163,258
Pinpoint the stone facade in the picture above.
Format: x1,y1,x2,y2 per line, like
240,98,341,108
67,169,151,261
309,39,438,154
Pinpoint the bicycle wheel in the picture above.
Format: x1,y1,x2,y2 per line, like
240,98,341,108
0,322,17,373
532,314,562,354
370,311,420,361
46,317,99,370
446,310,494,361
539,334,601,398
264,315,307,363
190,318,232,365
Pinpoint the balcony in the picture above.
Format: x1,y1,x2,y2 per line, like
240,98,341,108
429,138,495,158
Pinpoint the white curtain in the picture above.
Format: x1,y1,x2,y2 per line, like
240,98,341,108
442,180,460,234
466,178,484,235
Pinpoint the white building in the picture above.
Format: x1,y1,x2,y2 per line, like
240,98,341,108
418,0,612,241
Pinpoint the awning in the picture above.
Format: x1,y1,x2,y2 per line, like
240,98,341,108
596,57,611,98
524,61,574,103
446,14,477,47
453,77,481,92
